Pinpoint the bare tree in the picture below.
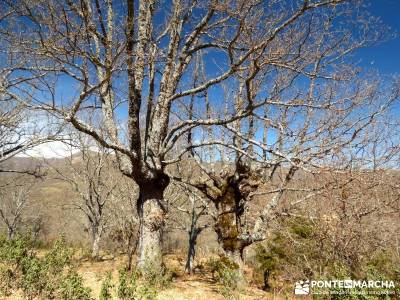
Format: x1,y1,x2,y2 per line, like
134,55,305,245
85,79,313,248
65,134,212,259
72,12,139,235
107,177,139,270
0,66,54,177
50,135,118,260
0,5,61,175
3,0,397,271
178,12,399,280
167,180,210,274
0,178,34,239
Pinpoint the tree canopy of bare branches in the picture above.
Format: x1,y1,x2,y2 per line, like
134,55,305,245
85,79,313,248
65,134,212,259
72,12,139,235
1,0,399,271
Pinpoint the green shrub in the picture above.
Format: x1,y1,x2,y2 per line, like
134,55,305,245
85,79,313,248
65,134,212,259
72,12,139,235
117,267,157,300
135,284,158,300
43,238,73,273
20,255,47,298
0,235,92,299
253,244,278,290
254,244,278,273
0,234,33,264
58,270,92,300
99,271,114,300
117,268,137,299
291,222,314,239
140,259,172,289
207,257,241,299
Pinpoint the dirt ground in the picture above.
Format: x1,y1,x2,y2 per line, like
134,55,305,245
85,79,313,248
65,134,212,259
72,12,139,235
2,254,291,300
78,254,276,300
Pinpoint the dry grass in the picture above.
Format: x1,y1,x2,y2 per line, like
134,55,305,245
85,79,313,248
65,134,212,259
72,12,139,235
0,247,307,300
74,254,277,300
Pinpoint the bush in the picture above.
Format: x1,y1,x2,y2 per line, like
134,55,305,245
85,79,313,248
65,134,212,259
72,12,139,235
59,270,92,300
0,235,92,299
140,259,172,289
117,267,157,300
207,256,241,299
20,255,47,298
135,284,158,300
117,268,137,299
100,271,114,300
253,245,277,290
0,234,33,264
250,216,400,298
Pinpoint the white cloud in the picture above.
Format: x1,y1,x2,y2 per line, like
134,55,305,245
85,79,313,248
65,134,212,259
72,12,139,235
18,141,80,158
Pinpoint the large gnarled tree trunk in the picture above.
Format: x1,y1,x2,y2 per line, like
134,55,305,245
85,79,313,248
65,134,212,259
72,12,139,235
214,183,248,279
214,187,247,277
136,177,169,270
195,164,260,281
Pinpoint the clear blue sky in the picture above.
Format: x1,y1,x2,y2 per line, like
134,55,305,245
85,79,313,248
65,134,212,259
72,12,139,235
359,0,400,75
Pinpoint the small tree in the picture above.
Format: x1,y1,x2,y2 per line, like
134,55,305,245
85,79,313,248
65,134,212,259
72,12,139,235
0,178,34,239
107,178,139,270
51,134,118,260
167,180,210,274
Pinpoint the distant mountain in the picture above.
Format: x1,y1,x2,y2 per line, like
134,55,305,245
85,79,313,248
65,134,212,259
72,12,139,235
0,154,82,174
0,156,44,172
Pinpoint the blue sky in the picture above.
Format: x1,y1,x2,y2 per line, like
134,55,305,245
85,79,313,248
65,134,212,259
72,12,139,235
359,0,400,74
16,0,399,159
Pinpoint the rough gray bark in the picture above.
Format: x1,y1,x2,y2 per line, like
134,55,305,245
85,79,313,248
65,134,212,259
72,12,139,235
137,200,164,269
91,226,103,260
126,236,138,271
136,181,168,270
225,249,245,279
185,230,196,274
